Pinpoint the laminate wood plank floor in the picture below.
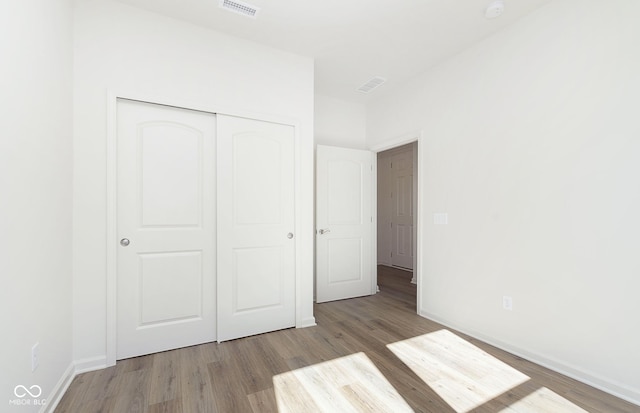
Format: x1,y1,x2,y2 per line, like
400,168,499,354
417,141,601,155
55,265,639,413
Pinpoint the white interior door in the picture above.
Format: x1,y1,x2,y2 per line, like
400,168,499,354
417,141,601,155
391,150,414,269
116,99,216,359
217,115,296,342
316,145,375,303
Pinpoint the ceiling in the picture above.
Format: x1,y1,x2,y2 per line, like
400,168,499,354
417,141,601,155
113,0,553,103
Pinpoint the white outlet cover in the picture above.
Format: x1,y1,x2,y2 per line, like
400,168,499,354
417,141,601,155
485,1,505,19
433,213,448,225
31,343,39,371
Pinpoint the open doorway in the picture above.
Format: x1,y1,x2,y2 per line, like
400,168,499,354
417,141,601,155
376,141,418,306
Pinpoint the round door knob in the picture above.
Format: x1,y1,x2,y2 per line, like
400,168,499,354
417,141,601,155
287,233,294,239
120,238,130,247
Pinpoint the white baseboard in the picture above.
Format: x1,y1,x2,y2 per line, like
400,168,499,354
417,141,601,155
74,356,108,375
41,356,108,413
298,316,317,328
40,363,74,413
420,310,640,407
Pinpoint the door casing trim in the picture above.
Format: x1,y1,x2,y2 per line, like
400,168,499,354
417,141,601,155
370,131,423,315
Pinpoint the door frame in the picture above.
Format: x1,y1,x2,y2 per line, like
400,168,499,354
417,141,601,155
370,130,423,313
105,90,309,366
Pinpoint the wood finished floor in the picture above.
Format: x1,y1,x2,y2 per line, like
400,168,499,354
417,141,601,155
55,265,639,413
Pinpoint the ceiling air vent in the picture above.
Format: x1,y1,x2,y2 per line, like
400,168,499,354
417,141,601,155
219,0,260,18
357,77,386,93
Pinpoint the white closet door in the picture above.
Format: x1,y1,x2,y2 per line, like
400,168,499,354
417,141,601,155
216,115,296,342
116,99,216,359
316,145,375,303
390,150,414,269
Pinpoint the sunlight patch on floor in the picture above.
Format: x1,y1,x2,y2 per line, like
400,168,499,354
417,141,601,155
387,329,530,413
499,387,589,413
273,352,413,413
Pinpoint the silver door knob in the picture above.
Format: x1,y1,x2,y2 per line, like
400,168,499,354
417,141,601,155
319,229,330,234
287,233,294,239
120,238,130,247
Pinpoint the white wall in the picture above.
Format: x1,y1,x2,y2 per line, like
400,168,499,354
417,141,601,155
73,0,315,365
367,0,640,404
0,1,74,411
315,94,366,149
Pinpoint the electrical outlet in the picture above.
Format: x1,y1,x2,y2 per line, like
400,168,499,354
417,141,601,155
433,213,448,225
31,343,39,372
503,296,513,311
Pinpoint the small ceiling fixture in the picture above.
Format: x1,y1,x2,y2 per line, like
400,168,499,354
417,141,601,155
357,77,387,94
485,1,505,19
219,0,260,18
